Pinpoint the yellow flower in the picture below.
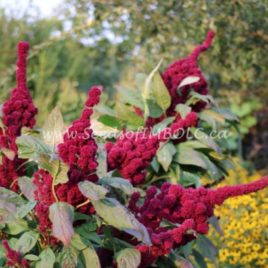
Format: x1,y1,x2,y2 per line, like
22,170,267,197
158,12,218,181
208,159,268,267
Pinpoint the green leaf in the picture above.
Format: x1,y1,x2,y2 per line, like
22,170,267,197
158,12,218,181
179,171,201,187
157,143,177,171
16,135,52,161
199,110,225,129
18,176,36,201
0,186,26,206
96,144,108,178
15,231,39,254
99,177,136,195
24,254,40,261
196,236,218,261
117,86,144,110
0,200,16,224
192,249,207,268
71,233,90,250
6,219,29,235
116,103,144,127
58,247,77,268
16,201,36,219
39,155,69,185
190,128,221,153
78,181,108,201
146,100,163,118
152,72,171,112
186,91,215,106
82,243,101,268
143,59,170,117
89,198,151,244
36,248,55,268
49,202,75,246
98,114,122,129
116,248,141,268
152,117,175,134
176,145,207,169
175,104,192,119
42,106,65,148
177,76,200,89
175,257,194,268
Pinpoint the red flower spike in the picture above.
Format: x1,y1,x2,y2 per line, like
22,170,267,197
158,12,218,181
131,176,268,265
0,41,37,190
208,176,268,206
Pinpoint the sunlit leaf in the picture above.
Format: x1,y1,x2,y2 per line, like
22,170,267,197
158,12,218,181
177,76,200,89
42,106,65,148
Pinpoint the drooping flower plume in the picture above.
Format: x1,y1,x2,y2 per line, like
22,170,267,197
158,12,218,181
162,31,215,114
129,176,268,265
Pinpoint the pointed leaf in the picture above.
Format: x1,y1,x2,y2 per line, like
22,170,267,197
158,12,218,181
96,144,108,178
18,176,36,201
15,231,39,254
116,248,141,268
89,198,151,244
36,248,55,268
99,177,136,195
177,76,200,89
175,104,192,119
157,143,176,171
78,181,108,201
49,202,74,246
82,243,101,268
42,106,65,148
16,135,52,161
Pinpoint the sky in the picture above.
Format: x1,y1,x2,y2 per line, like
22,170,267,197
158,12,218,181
0,0,63,17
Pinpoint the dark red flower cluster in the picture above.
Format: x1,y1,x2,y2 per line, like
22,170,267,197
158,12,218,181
0,41,37,190
2,240,29,268
33,169,55,234
0,156,25,192
2,41,37,139
56,86,101,212
129,176,268,265
162,31,215,115
106,132,159,185
106,112,198,185
58,86,101,183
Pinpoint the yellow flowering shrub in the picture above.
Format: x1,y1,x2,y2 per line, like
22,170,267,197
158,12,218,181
208,161,268,267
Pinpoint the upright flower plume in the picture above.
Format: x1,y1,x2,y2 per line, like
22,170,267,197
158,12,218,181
129,176,268,265
0,41,37,191
162,31,215,114
2,41,38,139
58,86,102,183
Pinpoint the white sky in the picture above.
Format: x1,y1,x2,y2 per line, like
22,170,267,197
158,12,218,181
0,0,63,17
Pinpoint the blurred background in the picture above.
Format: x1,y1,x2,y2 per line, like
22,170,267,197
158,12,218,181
1,1,268,267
